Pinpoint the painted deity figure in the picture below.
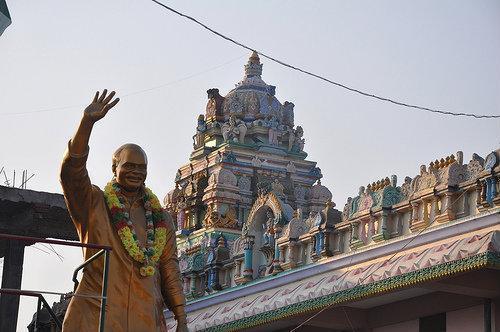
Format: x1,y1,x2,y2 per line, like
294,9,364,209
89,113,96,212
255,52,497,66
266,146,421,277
205,88,224,119
221,114,247,143
290,126,305,152
176,195,187,230
281,101,295,127
263,210,275,247
267,115,279,145
60,90,187,331
271,179,285,198
193,114,207,149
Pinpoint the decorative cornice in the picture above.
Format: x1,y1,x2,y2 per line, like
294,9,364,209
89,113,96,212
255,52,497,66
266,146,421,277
204,252,499,331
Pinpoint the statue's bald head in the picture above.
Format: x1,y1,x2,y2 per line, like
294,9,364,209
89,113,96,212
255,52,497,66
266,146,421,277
112,144,148,192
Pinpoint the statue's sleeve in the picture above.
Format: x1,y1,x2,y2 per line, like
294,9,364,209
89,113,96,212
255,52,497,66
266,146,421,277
159,212,187,321
60,140,93,237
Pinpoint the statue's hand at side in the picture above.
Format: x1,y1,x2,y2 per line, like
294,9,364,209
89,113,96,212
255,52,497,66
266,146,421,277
83,89,120,123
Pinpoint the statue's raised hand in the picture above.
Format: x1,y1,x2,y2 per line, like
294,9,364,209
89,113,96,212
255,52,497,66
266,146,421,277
83,89,120,122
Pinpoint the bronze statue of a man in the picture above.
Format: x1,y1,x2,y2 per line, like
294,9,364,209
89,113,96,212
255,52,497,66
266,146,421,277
60,90,188,331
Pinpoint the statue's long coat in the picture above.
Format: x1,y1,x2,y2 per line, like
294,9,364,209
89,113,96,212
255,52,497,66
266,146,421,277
60,144,184,331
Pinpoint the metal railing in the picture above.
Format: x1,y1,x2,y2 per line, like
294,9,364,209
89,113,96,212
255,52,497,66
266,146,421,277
0,233,112,332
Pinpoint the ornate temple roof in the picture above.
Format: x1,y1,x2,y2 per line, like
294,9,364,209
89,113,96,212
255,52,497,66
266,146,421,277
223,51,282,120
204,52,295,127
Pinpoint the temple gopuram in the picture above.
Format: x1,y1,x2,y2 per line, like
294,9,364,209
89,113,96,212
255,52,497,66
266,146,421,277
164,53,500,331
165,51,336,295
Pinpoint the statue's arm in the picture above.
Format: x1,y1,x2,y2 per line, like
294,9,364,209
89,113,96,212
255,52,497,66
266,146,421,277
159,213,187,325
60,90,119,232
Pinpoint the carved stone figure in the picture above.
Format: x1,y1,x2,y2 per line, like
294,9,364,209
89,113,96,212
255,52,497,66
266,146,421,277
205,88,225,118
400,176,413,197
251,155,263,167
342,197,353,221
221,114,247,143
193,114,207,149
465,153,485,181
286,161,296,173
245,91,260,116
267,115,279,145
176,195,188,230
271,179,285,198
411,165,438,193
263,210,275,246
60,90,187,331
282,101,295,127
289,126,305,152
288,209,307,239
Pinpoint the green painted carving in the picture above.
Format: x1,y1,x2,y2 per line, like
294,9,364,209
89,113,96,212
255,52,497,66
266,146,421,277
381,186,405,208
192,253,205,272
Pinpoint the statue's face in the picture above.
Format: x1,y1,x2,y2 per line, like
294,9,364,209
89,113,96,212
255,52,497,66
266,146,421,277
115,148,148,192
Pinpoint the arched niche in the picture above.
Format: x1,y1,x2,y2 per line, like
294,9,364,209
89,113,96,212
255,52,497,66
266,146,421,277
242,192,293,279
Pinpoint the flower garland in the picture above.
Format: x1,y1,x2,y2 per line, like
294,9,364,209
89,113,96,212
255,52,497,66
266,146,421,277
104,181,168,277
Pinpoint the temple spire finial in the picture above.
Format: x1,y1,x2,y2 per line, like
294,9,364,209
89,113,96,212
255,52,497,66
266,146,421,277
244,51,263,79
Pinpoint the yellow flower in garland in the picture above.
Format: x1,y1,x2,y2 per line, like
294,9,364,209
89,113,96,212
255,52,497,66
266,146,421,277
104,181,168,277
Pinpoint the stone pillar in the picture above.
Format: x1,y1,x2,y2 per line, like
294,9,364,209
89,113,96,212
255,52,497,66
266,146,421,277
242,236,254,282
476,181,484,206
272,228,283,274
437,192,455,223
373,212,388,242
279,245,286,263
486,176,498,205
411,202,419,226
332,230,341,255
0,240,26,332
350,221,363,250
432,196,440,221
321,229,332,257
189,274,197,297
310,234,317,260
401,212,411,235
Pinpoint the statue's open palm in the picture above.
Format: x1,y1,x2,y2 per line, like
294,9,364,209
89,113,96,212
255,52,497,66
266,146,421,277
84,89,120,122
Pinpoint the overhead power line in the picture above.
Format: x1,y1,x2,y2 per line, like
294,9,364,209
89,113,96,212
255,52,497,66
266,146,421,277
150,0,500,120
0,54,245,116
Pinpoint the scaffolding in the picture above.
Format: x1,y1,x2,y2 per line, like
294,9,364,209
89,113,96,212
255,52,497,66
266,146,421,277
0,233,112,332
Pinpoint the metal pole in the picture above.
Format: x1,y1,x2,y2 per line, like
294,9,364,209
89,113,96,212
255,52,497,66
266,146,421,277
39,295,62,330
484,298,491,332
34,296,42,332
72,250,105,291
98,249,110,332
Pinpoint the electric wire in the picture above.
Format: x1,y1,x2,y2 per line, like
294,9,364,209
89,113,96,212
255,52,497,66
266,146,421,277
289,188,485,331
150,0,500,119
0,54,245,117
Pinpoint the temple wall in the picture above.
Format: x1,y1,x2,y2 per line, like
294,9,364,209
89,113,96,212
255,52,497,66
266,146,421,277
447,305,484,332
373,319,418,332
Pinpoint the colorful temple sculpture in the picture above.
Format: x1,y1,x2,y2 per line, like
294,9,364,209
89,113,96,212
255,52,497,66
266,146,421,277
165,53,500,331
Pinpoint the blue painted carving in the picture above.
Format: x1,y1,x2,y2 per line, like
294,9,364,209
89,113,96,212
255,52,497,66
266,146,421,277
315,232,324,255
486,177,497,204
223,151,237,163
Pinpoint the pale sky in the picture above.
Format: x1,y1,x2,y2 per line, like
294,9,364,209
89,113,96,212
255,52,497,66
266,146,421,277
1,1,499,330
